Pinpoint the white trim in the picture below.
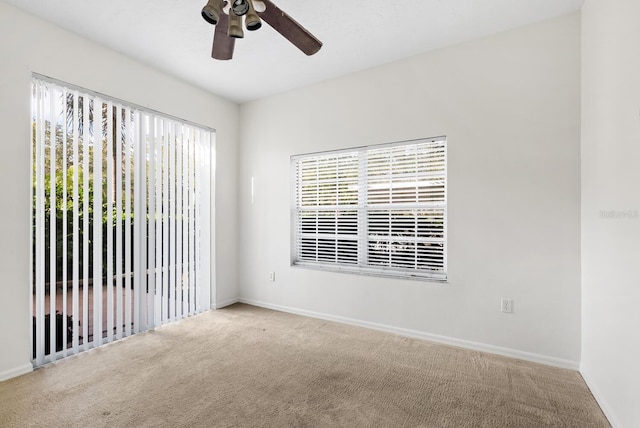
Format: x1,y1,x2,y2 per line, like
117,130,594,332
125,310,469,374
290,262,448,283
239,298,580,371
215,297,240,309
0,364,33,382
579,368,618,427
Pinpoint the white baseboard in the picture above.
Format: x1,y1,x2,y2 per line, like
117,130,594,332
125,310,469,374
239,297,580,371
0,363,33,382
580,368,619,427
215,297,240,309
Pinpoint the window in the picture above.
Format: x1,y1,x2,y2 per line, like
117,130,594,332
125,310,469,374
291,138,446,281
31,75,214,366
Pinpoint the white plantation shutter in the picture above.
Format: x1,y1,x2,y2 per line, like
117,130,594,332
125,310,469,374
31,75,214,366
292,138,447,281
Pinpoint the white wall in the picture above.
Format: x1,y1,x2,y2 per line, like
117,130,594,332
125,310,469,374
238,14,582,367
581,0,640,426
0,3,240,380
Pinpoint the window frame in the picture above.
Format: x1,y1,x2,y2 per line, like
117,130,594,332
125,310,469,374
290,137,447,282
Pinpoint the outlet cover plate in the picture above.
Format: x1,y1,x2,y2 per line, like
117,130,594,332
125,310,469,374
501,298,513,313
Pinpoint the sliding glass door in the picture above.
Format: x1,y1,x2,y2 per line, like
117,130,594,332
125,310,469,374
31,76,213,366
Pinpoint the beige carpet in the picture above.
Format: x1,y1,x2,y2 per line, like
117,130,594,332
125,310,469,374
1,304,609,427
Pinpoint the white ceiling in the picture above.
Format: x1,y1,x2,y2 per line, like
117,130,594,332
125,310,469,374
4,0,584,104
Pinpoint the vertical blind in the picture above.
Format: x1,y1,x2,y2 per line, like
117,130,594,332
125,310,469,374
31,76,213,366
291,138,446,281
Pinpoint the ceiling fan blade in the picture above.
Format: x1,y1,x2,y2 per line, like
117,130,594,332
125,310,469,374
258,0,322,56
212,13,235,60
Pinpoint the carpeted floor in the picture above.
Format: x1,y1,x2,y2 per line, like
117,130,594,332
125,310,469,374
0,304,609,427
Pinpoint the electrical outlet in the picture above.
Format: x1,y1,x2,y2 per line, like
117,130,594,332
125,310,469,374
268,272,276,282
501,298,513,314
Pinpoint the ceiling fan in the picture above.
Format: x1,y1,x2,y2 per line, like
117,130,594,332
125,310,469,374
201,0,323,60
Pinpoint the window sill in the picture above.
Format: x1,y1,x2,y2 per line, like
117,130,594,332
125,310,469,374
291,262,448,284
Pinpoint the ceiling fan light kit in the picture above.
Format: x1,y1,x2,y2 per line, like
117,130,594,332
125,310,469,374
244,1,262,31
201,0,322,60
231,0,249,16
228,8,244,38
201,0,223,25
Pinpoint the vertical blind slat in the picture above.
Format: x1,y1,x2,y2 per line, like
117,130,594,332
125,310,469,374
61,89,69,358
106,101,114,343
82,94,90,351
115,105,124,341
48,86,57,361
167,121,177,320
147,114,156,329
34,82,45,366
93,96,103,347
154,117,163,327
124,106,133,338
182,128,190,317
133,111,143,334
188,132,196,315
162,120,171,323
194,130,201,313
72,91,80,354
175,126,183,321
200,131,212,310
